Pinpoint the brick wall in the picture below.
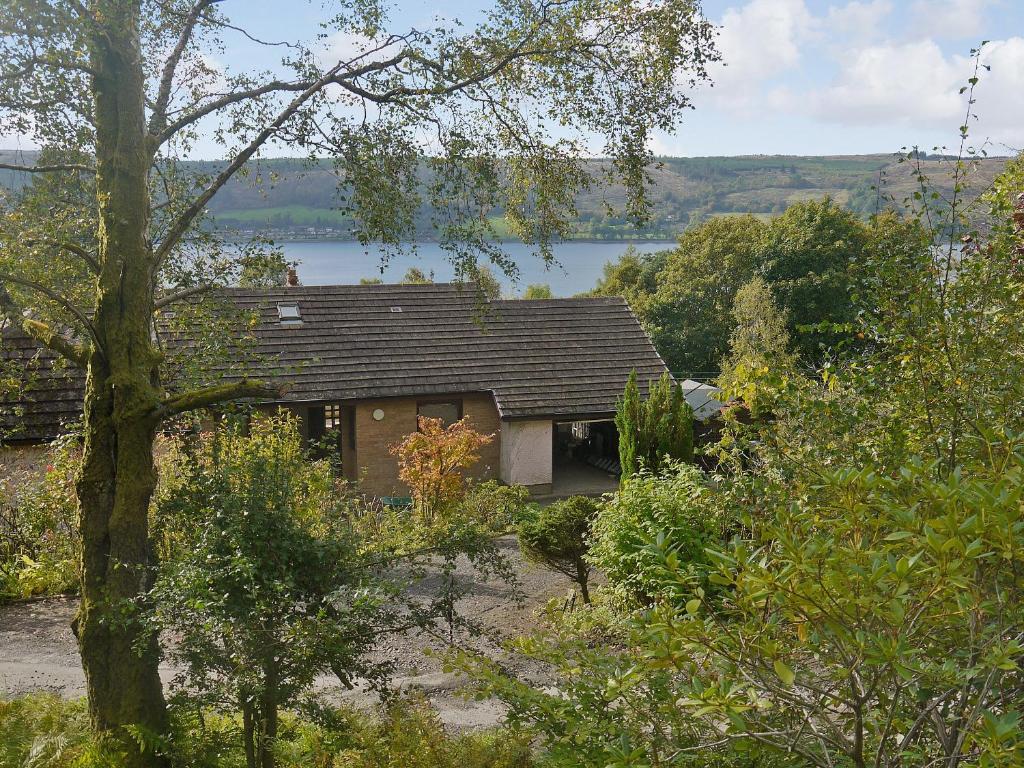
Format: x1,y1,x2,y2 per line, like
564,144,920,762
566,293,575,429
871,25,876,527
353,393,501,497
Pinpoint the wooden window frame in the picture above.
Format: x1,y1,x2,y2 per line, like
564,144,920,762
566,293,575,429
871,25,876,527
416,398,463,429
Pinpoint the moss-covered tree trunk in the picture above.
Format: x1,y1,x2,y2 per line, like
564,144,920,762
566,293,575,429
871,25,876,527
73,1,168,761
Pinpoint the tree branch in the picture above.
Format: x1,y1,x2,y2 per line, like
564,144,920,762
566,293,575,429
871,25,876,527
19,317,89,368
0,284,89,368
0,161,94,174
153,61,351,263
24,238,100,274
153,379,286,421
154,282,213,309
0,272,98,345
149,0,223,136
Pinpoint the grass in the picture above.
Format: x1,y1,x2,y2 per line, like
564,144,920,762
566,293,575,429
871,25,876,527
212,205,353,226
0,693,534,768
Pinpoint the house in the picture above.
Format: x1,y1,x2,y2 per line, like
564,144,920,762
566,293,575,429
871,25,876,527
1,283,671,496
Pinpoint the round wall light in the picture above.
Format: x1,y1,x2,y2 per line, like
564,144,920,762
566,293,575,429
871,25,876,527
372,408,385,421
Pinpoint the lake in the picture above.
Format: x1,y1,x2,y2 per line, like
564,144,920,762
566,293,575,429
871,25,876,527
279,240,673,296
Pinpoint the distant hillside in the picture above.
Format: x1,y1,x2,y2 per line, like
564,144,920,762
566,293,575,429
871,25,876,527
1,151,1009,240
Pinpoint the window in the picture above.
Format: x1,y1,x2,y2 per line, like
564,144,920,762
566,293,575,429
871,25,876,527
277,302,301,323
324,404,342,430
417,400,462,428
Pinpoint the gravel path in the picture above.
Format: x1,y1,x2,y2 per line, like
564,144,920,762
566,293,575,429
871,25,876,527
0,537,568,730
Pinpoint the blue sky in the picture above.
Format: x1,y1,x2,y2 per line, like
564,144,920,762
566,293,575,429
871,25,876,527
209,0,1024,157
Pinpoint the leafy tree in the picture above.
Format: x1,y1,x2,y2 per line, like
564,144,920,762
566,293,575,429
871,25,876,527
590,217,763,372
152,415,517,768
152,416,381,768
588,246,670,309
647,215,765,373
522,283,553,299
756,197,867,360
0,1,717,755
391,416,495,524
359,277,385,285
718,275,796,393
615,371,693,478
401,267,433,284
517,496,598,604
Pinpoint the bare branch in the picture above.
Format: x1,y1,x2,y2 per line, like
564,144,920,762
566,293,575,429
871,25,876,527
149,0,223,135
153,378,285,421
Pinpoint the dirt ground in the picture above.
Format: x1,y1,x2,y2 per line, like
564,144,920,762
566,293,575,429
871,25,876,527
0,536,570,730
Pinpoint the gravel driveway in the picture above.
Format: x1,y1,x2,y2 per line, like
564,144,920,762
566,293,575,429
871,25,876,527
0,536,570,730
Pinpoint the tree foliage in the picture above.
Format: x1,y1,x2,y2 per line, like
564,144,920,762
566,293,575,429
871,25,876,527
615,370,693,478
592,204,872,372
756,197,865,360
521,283,553,299
461,97,1024,767
152,414,518,768
391,416,495,524
517,496,598,604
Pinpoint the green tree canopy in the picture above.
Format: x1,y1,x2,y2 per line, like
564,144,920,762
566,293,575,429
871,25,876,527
522,283,553,299
756,197,867,359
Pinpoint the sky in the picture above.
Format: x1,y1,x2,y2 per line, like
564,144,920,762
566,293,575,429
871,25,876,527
3,0,1022,158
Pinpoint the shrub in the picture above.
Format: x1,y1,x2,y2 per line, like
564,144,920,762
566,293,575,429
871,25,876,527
459,480,531,531
0,433,80,600
588,462,719,604
0,693,534,768
151,415,402,768
391,416,494,524
517,496,599,603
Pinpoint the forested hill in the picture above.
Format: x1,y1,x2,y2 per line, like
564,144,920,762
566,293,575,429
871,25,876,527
0,151,1007,240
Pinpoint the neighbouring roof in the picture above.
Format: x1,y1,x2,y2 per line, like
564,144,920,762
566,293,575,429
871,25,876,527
2,283,671,442
1,324,85,443
680,379,726,421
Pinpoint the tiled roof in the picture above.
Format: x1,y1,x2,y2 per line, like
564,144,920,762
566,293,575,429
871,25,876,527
2,283,670,441
1,324,85,443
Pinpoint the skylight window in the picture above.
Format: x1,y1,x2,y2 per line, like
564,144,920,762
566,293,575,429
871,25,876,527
390,306,403,313
277,302,302,323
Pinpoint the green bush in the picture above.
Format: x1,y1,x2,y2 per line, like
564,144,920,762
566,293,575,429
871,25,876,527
588,462,720,604
460,480,532,532
517,496,599,603
0,433,80,600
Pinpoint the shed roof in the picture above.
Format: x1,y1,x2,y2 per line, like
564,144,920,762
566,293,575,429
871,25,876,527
2,283,670,441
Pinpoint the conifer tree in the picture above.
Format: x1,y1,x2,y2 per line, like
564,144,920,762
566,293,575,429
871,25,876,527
616,370,642,478
616,371,693,479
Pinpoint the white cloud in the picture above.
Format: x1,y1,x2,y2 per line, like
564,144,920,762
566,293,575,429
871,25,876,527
707,0,815,111
808,37,1024,147
811,40,962,123
909,0,993,39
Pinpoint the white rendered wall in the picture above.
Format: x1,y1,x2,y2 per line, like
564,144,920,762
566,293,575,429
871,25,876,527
500,420,552,488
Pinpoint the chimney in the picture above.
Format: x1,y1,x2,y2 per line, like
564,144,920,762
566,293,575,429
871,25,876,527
286,266,299,287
